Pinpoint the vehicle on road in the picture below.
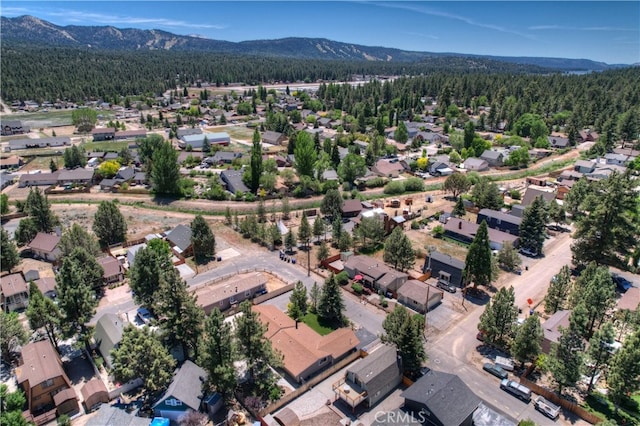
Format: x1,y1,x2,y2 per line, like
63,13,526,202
612,274,632,292
500,379,532,403
519,247,538,257
495,356,515,372
437,280,457,293
534,395,560,420
482,362,508,380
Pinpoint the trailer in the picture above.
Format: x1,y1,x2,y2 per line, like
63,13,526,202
495,356,514,372
534,395,560,420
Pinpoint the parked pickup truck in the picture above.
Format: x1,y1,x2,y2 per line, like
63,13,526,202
534,395,560,420
500,379,532,403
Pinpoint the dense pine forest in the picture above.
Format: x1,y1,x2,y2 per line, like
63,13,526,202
1,43,639,138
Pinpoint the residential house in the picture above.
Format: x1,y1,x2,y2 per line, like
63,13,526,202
262,130,286,146
343,255,408,296
126,243,146,268
443,217,519,251
616,287,640,312
397,279,443,314
9,137,70,151
1,273,29,312
91,128,116,141
0,173,17,190
509,204,527,219
341,199,363,218
206,151,242,165
114,129,147,140
153,361,206,422
97,256,124,284
586,163,628,180
574,160,596,174
521,187,556,207
541,310,571,354
166,224,193,257
423,251,465,287
254,305,359,383
480,150,504,167
16,340,79,425
318,117,332,128
463,157,489,172
0,155,23,170
548,136,570,149
28,232,62,262
19,172,60,188
86,404,151,426
57,168,94,186
578,130,599,142
333,344,402,411
1,120,30,136
322,169,339,182
402,370,481,426
558,170,584,182
477,209,522,236
429,161,454,176
34,277,57,299
220,169,250,194
93,313,124,370
604,153,629,166
192,272,267,313
372,159,404,178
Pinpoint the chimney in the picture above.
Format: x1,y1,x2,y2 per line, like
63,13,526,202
295,320,298,329
458,221,462,230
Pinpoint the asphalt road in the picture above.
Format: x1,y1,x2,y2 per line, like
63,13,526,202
427,230,583,425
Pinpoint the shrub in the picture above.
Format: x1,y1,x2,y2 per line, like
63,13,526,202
432,224,445,237
404,177,425,192
335,271,350,285
411,221,421,230
351,283,363,294
383,180,405,195
510,189,521,200
364,177,386,188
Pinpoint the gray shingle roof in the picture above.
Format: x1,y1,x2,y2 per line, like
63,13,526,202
349,344,401,394
402,370,481,425
166,224,192,252
154,360,206,411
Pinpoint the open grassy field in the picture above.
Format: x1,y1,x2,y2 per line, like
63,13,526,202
80,141,130,152
208,124,254,140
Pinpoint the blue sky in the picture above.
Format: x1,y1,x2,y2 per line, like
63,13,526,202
2,1,638,64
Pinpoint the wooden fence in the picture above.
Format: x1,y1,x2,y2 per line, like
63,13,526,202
320,254,342,273
258,349,362,417
518,377,603,424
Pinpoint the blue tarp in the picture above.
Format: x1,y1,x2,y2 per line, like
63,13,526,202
150,418,170,426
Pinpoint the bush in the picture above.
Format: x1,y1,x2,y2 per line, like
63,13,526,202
364,177,386,188
510,189,521,200
404,177,425,192
335,271,350,285
351,283,363,294
383,180,405,195
432,224,445,237
411,221,421,230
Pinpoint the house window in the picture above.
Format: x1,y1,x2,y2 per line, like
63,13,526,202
42,379,54,389
244,291,251,297
166,399,182,407
319,357,328,365
230,297,236,304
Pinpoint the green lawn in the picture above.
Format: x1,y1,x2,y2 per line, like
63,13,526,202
80,141,130,152
583,393,640,426
301,312,335,336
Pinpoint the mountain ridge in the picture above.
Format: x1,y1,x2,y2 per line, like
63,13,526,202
0,15,628,71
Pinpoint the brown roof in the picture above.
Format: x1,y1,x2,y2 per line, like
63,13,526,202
397,279,430,303
617,287,639,311
28,232,61,253
80,378,109,408
0,155,22,167
373,159,404,176
342,199,363,214
543,310,571,344
53,387,77,406
35,277,56,295
0,273,28,297
16,340,69,388
97,256,122,278
191,272,266,309
91,127,116,135
444,217,518,246
521,187,556,207
254,305,358,380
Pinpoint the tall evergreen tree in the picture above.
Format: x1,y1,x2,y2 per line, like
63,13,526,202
287,281,308,321
128,239,173,308
478,286,518,348
198,308,237,401
320,189,343,219
0,311,27,363
313,215,325,241
519,196,548,255
249,128,263,192
584,321,615,392
294,132,317,177
111,326,176,402
394,121,408,144
59,223,101,257
511,314,543,368
383,227,416,271
382,305,427,375
471,177,503,210
544,265,572,314
26,281,62,349
151,141,181,195
234,301,282,399
572,172,638,268
463,221,493,288
191,215,216,262
24,188,59,233
0,228,19,272
318,274,346,327
297,214,311,250
549,324,584,395
453,197,466,217
608,328,640,408
569,262,616,339
155,269,204,359
93,200,128,245
55,248,102,349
